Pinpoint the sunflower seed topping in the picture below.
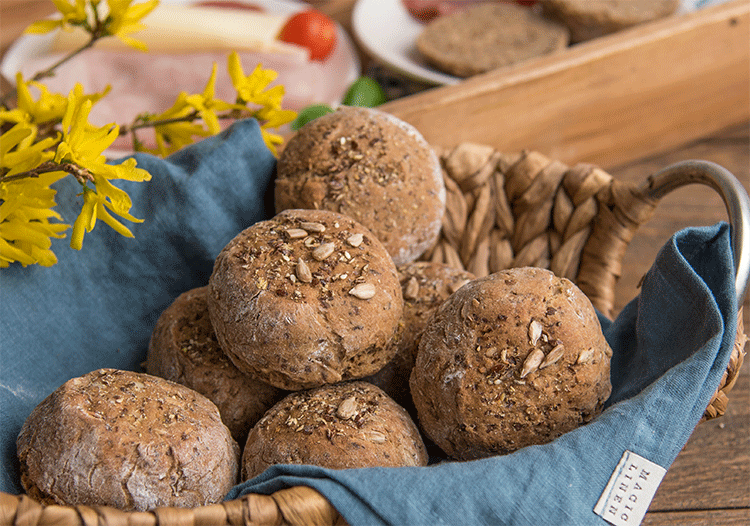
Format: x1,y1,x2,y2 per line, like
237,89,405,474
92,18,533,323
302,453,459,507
349,283,376,300
300,221,326,233
347,233,364,247
520,348,544,378
528,320,544,346
540,344,565,369
295,258,312,283
312,242,335,261
404,277,420,300
286,228,308,239
337,396,358,419
577,348,595,364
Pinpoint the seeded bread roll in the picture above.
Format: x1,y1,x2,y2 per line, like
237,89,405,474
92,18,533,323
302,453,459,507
145,286,285,443
415,2,570,78
274,106,445,266
17,369,239,511
410,267,612,460
242,381,428,480
208,209,403,391
365,262,475,410
540,0,680,42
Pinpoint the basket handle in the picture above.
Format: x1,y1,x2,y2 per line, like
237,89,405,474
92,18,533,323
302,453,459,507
640,160,750,304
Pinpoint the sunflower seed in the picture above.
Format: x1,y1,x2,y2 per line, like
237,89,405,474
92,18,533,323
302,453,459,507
520,348,544,378
286,228,308,239
528,320,544,346
337,396,358,419
312,242,335,261
300,221,326,233
365,431,387,444
296,258,312,283
349,283,376,300
540,344,565,369
577,348,595,364
347,233,364,247
404,277,420,300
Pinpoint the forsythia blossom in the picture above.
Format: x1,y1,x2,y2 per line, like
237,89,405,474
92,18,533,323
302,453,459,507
2,1,296,268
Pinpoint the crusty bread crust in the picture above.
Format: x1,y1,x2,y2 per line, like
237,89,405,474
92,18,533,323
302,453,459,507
242,381,428,479
208,209,403,391
365,261,475,411
275,107,445,266
146,286,285,443
410,267,612,460
17,369,239,511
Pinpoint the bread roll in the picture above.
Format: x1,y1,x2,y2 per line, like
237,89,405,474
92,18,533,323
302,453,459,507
208,209,403,390
242,381,428,479
17,368,239,511
274,106,445,266
146,286,285,443
410,267,612,460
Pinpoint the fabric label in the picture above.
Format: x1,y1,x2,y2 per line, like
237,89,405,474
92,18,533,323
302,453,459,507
594,451,667,526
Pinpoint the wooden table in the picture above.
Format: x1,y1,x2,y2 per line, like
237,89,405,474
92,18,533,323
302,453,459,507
1,1,748,524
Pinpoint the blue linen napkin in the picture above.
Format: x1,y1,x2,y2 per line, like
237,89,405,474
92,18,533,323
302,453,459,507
0,119,739,526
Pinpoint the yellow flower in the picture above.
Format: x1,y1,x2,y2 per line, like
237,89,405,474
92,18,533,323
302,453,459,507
105,0,159,52
54,83,151,250
25,0,88,34
184,63,234,135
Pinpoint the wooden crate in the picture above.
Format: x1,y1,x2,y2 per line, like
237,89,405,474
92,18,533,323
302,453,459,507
379,0,750,169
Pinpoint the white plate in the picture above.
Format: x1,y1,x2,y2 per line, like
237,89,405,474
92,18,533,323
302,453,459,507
1,0,360,152
352,0,460,86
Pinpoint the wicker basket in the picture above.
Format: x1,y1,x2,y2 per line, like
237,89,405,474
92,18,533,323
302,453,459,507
1,146,748,526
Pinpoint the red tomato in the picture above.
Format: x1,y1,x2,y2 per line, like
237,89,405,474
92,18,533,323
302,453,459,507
277,9,337,62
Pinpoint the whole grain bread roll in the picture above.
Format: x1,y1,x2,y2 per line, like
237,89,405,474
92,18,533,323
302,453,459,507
364,261,475,410
208,209,403,391
17,368,239,511
410,267,612,460
540,0,680,42
242,381,428,480
274,106,445,266
415,2,570,78
145,286,285,443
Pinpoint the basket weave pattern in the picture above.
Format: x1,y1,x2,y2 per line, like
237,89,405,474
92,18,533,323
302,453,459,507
1,144,746,526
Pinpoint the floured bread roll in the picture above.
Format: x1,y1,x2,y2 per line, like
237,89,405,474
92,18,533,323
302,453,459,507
208,209,403,390
410,267,612,460
146,286,285,443
365,261,475,410
17,369,239,511
274,106,445,266
540,0,680,42
241,381,428,480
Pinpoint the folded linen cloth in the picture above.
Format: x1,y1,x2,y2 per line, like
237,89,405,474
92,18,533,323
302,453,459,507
0,119,739,526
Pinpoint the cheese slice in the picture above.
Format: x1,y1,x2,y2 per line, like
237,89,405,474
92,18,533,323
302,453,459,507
50,5,305,56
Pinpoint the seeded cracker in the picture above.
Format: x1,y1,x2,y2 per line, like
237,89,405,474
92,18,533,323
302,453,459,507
241,381,428,480
207,209,403,391
410,267,612,460
415,2,570,78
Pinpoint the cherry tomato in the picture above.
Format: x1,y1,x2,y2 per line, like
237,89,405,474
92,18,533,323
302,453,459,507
278,9,337,62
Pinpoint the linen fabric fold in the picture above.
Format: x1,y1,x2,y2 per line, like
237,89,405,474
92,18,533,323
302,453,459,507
0,120,739,526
